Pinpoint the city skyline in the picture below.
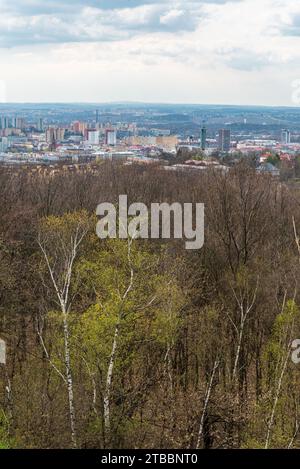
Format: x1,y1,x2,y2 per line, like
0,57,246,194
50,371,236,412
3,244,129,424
1,0,300,105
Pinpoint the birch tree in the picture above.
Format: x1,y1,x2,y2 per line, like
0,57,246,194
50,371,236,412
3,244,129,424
196,357,220,449
77,238,184,447
37,211,90,448
226,271,258,382
264,299,298,449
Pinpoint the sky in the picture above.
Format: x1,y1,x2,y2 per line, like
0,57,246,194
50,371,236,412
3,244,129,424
0,0,300,105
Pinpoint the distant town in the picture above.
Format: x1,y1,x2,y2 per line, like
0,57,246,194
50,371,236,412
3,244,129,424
1,103,300,178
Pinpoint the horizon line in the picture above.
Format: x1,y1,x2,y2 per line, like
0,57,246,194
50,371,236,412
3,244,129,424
0,101,300,109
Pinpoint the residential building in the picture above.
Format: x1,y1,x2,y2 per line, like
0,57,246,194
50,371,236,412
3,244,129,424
218,129,231,152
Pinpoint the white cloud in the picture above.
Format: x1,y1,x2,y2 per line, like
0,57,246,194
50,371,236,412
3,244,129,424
0,0,299,104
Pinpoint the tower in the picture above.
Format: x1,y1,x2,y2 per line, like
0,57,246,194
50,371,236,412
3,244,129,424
200,121,207,151
37,118,44,132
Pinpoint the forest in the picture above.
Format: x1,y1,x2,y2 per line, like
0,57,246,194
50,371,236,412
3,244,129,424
0,161,300,449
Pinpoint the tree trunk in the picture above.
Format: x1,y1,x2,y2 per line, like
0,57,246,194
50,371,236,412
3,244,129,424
103,322,120,446
196,358,219,449
63,314,77,449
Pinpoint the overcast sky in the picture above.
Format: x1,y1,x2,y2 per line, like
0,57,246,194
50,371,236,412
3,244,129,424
0,0,300,105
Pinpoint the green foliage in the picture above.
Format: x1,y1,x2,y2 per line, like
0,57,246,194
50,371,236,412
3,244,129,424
243,300,300,448
75,238,184,374
266,154,280,167
191,154,204,161
0,411,13,449
265,300,299,368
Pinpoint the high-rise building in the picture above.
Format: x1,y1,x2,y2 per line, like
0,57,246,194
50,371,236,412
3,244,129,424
105,129,117,146
78,122,87,135
0,116,9,130
0,137,9,152
72,121,87,135
87,130,100,145
37,118,44,132
200,122,207,151
56,128,66,141
281,129,291,145
15,118,25,130
72,121,80,133
12,117,25,129
218,129,231,152
45,127,65,144
46,127,57,146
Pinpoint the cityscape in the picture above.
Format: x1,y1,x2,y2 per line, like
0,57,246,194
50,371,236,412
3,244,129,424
1,103,300,179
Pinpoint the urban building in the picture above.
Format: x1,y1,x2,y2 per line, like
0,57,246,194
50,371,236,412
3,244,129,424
128,136,156,146
0,116,9,129
46,127,65,146
46,128,55,144
72,121,88,135
11,117,25,129
56,128,66,141
218,129,231,152
88,130,100,145
281,129,291,145
257,162,280,177
156,135,178,152
37,118,44,132
200,122,207,151
105,129,117,146
0,136,9,152
128,135,178,151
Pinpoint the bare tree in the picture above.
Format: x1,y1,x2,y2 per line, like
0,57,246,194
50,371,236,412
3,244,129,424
227,277,258,381
37,213,90,448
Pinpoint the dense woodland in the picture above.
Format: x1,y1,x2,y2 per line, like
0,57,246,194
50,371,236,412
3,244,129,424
1,161,300,449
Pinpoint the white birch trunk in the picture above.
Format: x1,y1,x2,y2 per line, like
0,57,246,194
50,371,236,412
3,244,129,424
38,224,88,449
196,358,219,449
265,348,290,449
63,313,77,449
233,321,245,380
103,322,120,442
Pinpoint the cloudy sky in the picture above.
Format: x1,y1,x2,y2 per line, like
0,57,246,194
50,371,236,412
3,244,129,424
0,0,300,105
